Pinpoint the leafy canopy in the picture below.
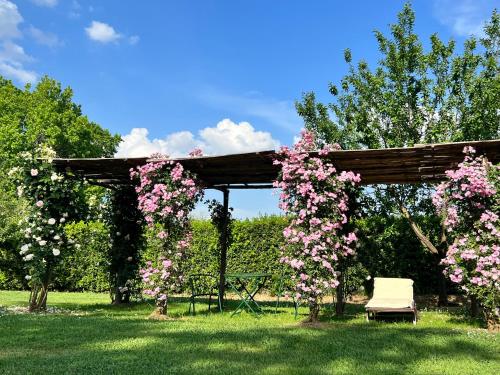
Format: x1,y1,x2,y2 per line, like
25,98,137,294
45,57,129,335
0,75,121,171
296,4,500,149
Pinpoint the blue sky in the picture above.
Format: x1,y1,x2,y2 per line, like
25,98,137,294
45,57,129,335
1,0,497,217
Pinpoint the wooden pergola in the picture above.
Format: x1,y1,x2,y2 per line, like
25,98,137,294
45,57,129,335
52,139,500,306
53,139,500,187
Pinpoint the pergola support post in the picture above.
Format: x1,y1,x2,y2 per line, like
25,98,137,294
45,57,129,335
218,188,230,310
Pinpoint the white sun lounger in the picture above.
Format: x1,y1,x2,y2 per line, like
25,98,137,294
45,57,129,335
365,277,417,324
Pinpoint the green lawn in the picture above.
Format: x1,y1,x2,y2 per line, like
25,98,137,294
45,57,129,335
0,291,498,375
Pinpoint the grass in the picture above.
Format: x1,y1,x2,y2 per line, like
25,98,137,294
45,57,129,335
0,291,498,375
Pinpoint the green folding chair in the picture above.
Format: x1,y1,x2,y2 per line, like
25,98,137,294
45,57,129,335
188,274,221,315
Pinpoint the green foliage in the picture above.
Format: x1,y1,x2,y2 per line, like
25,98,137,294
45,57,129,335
0,74,121,293
294,4,500,286
298,5,499,149
0,186,26,290
2,214,447,297
106,186,144,303
54,221,110,292
0,76,121,172
184,220,220,278
356,215,444,295
227,216,288,275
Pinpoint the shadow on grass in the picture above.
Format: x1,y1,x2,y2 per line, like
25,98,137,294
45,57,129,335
1,299,498,375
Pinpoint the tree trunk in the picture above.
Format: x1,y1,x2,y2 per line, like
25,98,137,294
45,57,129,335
435,256,448,307
399,204,449,306
470,295,479,317
28,280,49,312
158,301,167,316
306,302,320,322
335,272,345,316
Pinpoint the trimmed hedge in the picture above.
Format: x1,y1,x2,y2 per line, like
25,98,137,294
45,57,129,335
1,214,448,296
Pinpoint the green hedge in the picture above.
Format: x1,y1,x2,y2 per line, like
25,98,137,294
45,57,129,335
53,221,111,292
1,214,448,296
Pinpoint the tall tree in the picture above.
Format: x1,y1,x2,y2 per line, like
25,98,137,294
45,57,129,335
0,75,121,290
0,75,120,169
296,4,499,305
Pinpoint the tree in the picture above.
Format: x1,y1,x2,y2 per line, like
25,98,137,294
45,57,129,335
296,4,500,305
0,75,121,291
0,76,120,169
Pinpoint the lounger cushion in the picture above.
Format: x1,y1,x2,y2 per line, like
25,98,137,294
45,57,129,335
366,277,414,310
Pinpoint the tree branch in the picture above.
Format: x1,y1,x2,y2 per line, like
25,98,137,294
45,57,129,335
399,205,440,255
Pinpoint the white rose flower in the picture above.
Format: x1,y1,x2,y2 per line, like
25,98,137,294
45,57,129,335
60,218,66,223
20,244,29,254
25,275,32,280
8,167,19,176
30,169,38,176
53,235,61,240
39,240,47,246
52,249,60,256
50,173,59,182
48,218,56,225
24,254,34,261
62,212,68,218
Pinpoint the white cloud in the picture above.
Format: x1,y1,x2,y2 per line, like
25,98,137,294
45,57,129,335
433,0,496,37
0,1,37,84
200,119,280,155
31,0,58,7
68,0,81,19
0,60,36,84
27,25,62,47
0,0,22,39
85,21,122,43
128,35,140,45
115,119,280,158
197,87,301,133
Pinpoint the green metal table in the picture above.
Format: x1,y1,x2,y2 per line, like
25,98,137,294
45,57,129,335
226,272,271,316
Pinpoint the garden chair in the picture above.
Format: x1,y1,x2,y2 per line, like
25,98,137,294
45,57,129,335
365,277,417,324
188,274,221,315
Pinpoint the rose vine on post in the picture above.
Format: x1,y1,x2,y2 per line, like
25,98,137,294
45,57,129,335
9,145,80,312
433,147,500,330
131,153,204,316
274,131,361,322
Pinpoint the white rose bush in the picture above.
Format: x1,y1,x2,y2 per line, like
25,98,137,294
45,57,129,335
10,145,80,311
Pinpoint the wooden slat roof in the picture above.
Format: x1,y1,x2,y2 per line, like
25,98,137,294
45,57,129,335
52,139,500,188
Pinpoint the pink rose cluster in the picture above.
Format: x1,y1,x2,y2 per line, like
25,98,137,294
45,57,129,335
131,151,204,312
274,130,360,306
139,259,174,306
130,157,204,235
433,146,499,317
